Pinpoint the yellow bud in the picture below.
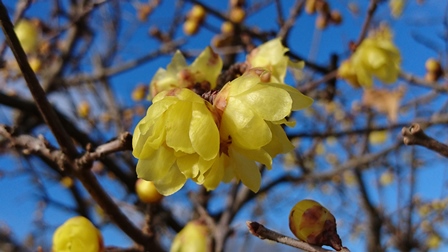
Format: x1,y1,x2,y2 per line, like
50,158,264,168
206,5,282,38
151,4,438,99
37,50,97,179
427,234,441,249
28,57,42,73
170,220,209,252
330,10,342,24
425,58,442,73
183,19,200,35
132,84,148,101
135,178,164,204
60,176,74,188
14,19,39,54
305,0,317,14
52,216,104,252
289,199,342,250
229,7,245,23
221,21,234,34
77,101,91,118
189,5,206,22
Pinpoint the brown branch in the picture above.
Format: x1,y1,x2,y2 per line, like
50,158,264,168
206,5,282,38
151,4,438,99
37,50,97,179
0,1,78,159
0,125,160,250
401,123,448,158
277,0,304,39
246,221,350,252
354,0,378,47
77,132,133,169
399,71,448,93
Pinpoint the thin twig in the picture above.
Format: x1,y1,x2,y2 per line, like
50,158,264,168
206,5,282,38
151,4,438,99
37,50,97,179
0,1,78,159
402,123,448,158
246,221,350,252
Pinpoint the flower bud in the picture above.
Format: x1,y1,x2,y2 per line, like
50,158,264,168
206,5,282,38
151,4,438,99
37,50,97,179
289,199,342,250
135,178,164,204
52,216,104,252
170,220,209,252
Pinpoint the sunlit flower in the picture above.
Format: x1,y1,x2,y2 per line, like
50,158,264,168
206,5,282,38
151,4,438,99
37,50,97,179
149,47,222,98
246,38,303,83
205,69,313,192
170,220,209,252
133,88,220,195
14,19,39,54
338,25,401,88
52,216,104,252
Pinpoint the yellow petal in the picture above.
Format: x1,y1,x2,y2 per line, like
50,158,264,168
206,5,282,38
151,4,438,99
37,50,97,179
190,102,219,160
263,83,313,110
202,156,225,190
165,101,195,154
189,47,223,89
230,147,261,192
221,97,271,149
228,73,261,97
237,85,292,121
167,50,188,73
136,144,176,181
153,163,187,195
232,144,272,169
262,122,294,158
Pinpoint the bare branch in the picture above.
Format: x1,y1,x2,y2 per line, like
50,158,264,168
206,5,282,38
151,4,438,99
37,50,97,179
246,221,350,252
402,123,448,158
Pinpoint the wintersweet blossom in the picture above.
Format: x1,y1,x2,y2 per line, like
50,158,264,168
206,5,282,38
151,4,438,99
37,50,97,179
149,47,223,98
246,38,303,83
338,25,401,88
133,88,220,195
205,69,313,192
134,39,314,195
52,216,104,252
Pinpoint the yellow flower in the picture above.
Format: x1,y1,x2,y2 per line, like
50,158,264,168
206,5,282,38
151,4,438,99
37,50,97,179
14,19,39,54
246,38,303,83
339,25,401,88
52,216,104,252
133,88,220,195
207,69,313,192
170,220,209,252
149,47,222,98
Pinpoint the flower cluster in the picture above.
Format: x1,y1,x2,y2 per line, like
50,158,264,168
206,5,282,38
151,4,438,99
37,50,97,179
338,25,401,88
133,40,313,195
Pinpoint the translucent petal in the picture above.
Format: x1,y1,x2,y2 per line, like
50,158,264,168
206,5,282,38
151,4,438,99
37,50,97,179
222,97,271,149
202,155,225,190
177,154,199,178
262,122,294,158
232,144,272,169
263,83,313,110
189,47,223,89
238,85,292,121
230,147,261,192
228,73,261,97
165,101,195,154
167,50,187,74
190,102,219,160
153,163,187,195
136,144,176,181
175,88,207,103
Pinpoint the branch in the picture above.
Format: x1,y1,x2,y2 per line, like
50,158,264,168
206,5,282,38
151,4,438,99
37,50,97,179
354,0,378,47
246,221,350,252
0,1,78,159
401,123,448,158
